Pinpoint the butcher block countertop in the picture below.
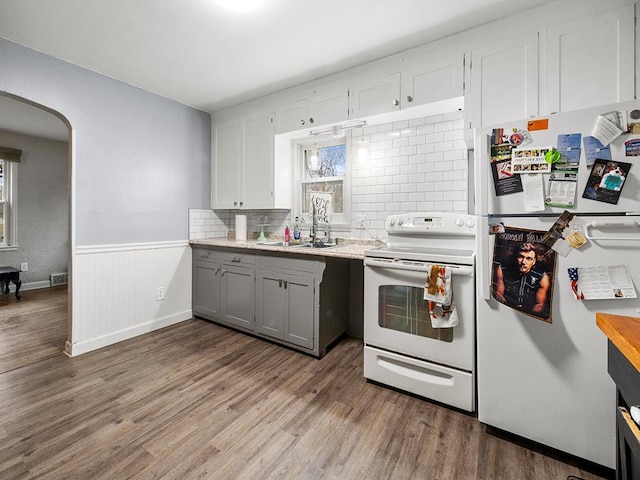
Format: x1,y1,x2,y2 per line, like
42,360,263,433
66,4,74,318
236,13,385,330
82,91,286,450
190,237,383,260
596,312,640,372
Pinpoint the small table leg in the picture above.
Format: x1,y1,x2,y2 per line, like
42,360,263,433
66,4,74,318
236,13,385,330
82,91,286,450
13,278,21,300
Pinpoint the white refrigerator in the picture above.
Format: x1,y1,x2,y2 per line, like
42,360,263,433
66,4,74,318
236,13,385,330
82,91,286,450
475,99,640,469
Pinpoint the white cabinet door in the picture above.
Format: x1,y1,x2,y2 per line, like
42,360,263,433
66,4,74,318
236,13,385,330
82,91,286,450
211,117,240,209
349,70,401,118
274,95,308,134
545,4,635,114
469,32,539,128
401,51,464,109
308,84,349,127
242,108,274,209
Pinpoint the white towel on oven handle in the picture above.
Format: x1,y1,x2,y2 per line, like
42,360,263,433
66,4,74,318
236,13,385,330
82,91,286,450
428,296,459,328
423,264,452,306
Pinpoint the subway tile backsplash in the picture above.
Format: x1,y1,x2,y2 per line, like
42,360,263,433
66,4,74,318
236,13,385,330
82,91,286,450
190,110,468,241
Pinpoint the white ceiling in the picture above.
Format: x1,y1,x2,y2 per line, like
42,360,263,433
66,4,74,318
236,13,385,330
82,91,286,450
0,0,554,115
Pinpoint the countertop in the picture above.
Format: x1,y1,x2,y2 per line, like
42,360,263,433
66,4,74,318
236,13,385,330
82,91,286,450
596,312,640,372
190,237,383,260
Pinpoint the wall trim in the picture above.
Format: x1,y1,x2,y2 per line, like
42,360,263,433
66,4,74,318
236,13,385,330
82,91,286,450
66,309,193,357
76,240,189,255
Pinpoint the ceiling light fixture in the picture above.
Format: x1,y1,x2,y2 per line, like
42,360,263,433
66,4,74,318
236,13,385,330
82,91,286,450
215,0,265,13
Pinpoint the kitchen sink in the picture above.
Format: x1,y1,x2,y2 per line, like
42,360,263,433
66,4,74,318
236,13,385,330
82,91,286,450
258,241,338,249
259,241,293,247
294,242,338,249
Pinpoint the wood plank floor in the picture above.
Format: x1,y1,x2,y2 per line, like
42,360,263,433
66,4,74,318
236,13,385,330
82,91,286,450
0,288,612,479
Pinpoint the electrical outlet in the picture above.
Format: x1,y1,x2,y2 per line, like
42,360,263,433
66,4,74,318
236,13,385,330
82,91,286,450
353,215,366,229
20,262,28,272
156,287,165,301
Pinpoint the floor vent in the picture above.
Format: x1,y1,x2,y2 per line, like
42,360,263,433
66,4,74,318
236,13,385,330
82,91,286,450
50,272,68,286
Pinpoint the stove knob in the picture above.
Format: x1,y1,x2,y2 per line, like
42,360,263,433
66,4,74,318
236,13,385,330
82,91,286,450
398,219,404,225
466,218,475,228
389,219,395,226
455,218,464,227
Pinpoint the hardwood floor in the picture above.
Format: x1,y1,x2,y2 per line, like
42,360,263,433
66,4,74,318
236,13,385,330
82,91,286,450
0,288,612,479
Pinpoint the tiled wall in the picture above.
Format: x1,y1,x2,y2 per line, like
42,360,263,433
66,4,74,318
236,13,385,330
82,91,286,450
190,110,468,241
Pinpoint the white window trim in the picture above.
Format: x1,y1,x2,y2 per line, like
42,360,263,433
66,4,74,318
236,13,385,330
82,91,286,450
0,160,18,249
293,132,351,231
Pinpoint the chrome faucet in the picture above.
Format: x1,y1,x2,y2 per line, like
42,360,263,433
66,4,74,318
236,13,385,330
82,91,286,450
310,202,318,242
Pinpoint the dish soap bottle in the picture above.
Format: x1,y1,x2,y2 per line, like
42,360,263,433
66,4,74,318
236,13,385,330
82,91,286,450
293,217,301,242
284,224,290,244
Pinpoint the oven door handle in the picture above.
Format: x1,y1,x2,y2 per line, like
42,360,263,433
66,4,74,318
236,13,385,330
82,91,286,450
364,257,474,277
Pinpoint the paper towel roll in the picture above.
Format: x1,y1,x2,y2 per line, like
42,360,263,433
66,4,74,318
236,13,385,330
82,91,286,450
235,214,247,241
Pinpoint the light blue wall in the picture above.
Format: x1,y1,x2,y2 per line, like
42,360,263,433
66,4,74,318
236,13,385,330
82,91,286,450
0,37,211,246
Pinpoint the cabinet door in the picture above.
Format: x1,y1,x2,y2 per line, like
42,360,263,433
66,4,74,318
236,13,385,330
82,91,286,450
401,52,464,109
242,109,274,209
349,70,401,118
220,264,255,330
212,118,240,209
546,4,635,114
284,273,315,349
308,84,349,127
192,259,221,319
274,96,308,134
255,270,285,339
469,32,539,128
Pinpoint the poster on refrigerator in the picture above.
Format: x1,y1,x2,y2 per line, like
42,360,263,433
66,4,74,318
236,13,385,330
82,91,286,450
491,227,557,323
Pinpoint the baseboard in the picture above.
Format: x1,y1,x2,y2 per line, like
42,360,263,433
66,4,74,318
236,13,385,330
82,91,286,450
66,310,193,357
4,280,51,292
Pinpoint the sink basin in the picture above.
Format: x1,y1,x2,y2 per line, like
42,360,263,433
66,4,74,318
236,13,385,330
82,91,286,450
259,241,295,247
294,242,338,249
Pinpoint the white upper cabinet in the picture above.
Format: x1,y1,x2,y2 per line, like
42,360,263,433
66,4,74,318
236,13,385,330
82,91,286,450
274,94,308,134
349,49,464,119
274,83,349,134
468,32,539,129
212,103,277,209
545,4,635,114
349,65,401,118
400,48,464,109
211,116,241,209
308,83,349,128
242,106,274,209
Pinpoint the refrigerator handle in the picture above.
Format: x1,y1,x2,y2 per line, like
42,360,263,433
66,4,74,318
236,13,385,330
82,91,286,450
584,221,640,241
474,131,490,216
476,218,492,300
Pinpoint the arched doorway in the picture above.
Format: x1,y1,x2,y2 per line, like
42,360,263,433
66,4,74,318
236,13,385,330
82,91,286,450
0,92,72,369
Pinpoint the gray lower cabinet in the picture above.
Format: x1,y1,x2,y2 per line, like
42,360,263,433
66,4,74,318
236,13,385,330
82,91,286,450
192,248,221,319
256,270,314,349
191,246,350,357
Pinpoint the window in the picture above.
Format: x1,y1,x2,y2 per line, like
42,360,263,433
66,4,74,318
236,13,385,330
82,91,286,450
0,149,19,248
295,134,351,227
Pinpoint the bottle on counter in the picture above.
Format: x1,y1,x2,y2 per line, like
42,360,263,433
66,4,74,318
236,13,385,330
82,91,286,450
284,224,291,244
293,217,301,242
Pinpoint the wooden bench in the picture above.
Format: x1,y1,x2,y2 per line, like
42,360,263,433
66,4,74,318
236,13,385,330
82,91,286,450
0,267,21,300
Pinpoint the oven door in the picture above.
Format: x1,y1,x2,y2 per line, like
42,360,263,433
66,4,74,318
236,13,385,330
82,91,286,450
364,257,475,372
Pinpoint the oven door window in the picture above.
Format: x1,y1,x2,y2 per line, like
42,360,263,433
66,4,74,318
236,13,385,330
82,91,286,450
378,285,453,342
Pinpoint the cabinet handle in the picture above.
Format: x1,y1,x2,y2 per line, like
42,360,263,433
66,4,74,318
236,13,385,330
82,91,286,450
393,99,399,106
406,95,413,103
234,201,238,207
300,119,305,126
309,117,314,124
283,280,288,289
221,269,226,277
278,279,283,288
201,252,209,258
232,256,242,263
239,201,243,207
215,268,220,275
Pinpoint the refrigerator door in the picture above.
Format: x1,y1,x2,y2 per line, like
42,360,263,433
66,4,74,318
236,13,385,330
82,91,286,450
475,99,640,217
476,214,640,468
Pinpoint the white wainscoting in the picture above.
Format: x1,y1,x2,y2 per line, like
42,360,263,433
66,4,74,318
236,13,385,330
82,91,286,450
68,241,192,356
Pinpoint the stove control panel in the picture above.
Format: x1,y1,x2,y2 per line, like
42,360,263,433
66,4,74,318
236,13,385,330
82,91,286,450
386,212,476,236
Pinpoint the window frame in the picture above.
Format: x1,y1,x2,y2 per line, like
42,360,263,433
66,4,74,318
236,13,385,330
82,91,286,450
293,132,351,230
0,159,18,249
